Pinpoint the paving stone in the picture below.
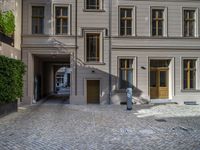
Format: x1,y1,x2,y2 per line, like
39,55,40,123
0,102,200,149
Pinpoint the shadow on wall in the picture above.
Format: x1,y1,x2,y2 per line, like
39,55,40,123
48,38,149,104
74,56,149,105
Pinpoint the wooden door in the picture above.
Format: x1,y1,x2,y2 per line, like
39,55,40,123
87,80,100,104
150,70,158,99
150,69,169,99
158,70,169,99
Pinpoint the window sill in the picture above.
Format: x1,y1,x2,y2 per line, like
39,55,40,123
84,62,106,65
181,89,200,93
118,35,136,38
83,9,105,12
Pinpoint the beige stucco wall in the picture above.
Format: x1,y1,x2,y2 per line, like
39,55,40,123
0,42,20,59
21,0,200,105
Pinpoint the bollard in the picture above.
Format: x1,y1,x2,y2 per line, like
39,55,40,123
126,88,133,110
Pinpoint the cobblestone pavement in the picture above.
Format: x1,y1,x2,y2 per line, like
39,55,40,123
1,100,200,150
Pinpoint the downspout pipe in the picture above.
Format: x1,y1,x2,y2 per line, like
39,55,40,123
20,0,23,103
20,0,23,61
75,0,78,96
108,0,112,104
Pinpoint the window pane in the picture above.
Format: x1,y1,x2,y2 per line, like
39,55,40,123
127,20,132,28
86,0,99,9
127,59,133,68
32,6,44,34
189,11,195,19
120,8,132,36
160,71,167,87
152,10,156,18
127,28,132,35
158,10,163,18
152,21,156,36
120,59,126,68
56,18,61,34
120,70,126,89
120,28,125,36
119,59,134,89
56,8,61,16
152,9,164,36
126,9,132,17
190,60,196,68
55,7,68,34
184,10,188,19
32,6,44,17
184,10,195,37
184,21,188,37
62,7,68,16
120,20,125,28
86,34,100,62
150,71,157,87
189,21,195,37
183,59,196,89
120,9,125,18
190,70,196,89
127,70,133,88
183,70,188,89
62,19,68,34
158,21,163,36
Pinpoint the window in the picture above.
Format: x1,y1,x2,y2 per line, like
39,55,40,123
55,7,68,35
119,59,134,89
32,6,44,34
152,9,164,36
86,0,100,10
86,33,100,62
184,10,196,37
120,8,132,36
183,59,196,90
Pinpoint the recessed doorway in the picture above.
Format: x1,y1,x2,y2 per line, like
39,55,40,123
150,60,170,99
87,80,100,104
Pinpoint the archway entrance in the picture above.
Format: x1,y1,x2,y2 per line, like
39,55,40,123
33,54,71,104
54,66,71,95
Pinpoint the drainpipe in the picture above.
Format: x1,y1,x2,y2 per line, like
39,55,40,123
108,0,112,104
20,0,23,103
75,0,78,95
20,0,23,61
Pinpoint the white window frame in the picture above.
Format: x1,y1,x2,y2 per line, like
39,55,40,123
84,0,103,11
150,6,168,37
118,6,136,36
84,31,103,64
117,56,137,90
181,57,199,91
29,4,46,35
182,7,199,38
53,4,71,35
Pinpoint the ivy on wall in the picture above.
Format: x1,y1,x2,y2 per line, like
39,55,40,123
0,11,15,37
0,56,26,104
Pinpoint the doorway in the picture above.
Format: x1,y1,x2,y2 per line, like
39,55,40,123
87,80,100,104
150,60,170,99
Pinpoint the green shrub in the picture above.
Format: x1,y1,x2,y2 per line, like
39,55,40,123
0,11,15,37
0,56,26,104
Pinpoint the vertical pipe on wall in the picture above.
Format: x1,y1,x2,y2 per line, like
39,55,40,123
20,0,23,103
75,0,78,95
20,0,23,61
108,0,112,104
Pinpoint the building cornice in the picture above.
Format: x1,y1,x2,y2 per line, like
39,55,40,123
21,44,76,49
126,0,200,2
112,45,200,50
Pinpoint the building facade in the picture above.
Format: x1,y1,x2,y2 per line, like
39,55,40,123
0,0,21,59
21,0,200,105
